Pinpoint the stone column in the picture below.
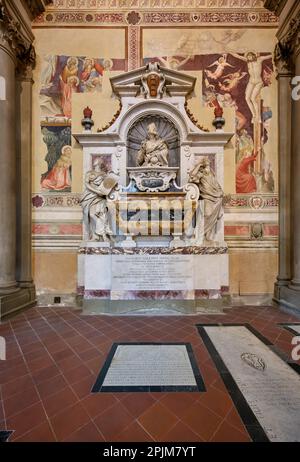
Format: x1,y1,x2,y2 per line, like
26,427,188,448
290,52,300,290
0,2,38,318
274,64,293,298
0,40,18,294
16,67,35,291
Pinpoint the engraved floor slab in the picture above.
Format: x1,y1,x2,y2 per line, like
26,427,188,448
201,325,300,442
92,343,205,392
287,324,300,335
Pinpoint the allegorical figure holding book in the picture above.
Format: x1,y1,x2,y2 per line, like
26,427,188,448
80,160,118,242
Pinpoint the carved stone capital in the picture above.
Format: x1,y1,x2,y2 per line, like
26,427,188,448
0,0,36,71
22,0,52,20
274,11,300,75
16,62,34,82
264,0,287,16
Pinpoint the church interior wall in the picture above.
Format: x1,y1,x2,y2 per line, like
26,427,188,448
31,4,279,301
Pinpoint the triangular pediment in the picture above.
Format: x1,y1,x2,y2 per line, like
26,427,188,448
110,63,196,98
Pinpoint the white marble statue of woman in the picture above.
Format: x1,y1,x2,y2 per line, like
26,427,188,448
189,158,224,243
137,122,169,167
80,160,118,242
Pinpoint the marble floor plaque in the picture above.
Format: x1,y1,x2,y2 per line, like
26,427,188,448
287,324,300,335
92,343,205,392
200,325,300,442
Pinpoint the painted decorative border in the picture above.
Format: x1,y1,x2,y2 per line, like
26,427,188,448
226,194,279,210
31,221,278,240
46,0,267,10
91,342,206,392
225,223,278,239
128,25,140,70
32,193,279,209
32,193,279,211
33,8,278,26
32,193,81,208
32,223,82,236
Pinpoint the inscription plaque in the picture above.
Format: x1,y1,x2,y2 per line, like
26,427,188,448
111,254,193,291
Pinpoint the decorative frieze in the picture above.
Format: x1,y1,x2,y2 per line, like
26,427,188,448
31,192,279,209
33,8,278,25
32,193,81,208
46,0,267,10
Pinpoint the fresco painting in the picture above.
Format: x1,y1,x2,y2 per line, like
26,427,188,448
39,55,125,190
40,55,124,121
40,125,72,192
145,48,275,194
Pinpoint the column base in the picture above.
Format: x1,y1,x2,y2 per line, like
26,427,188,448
273,284,300,313
0,285,36,320
289,281,300,291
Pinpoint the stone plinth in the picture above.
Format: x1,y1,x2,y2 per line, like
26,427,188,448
77,243,229,312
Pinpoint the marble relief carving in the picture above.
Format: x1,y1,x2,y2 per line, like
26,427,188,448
78,246,228,255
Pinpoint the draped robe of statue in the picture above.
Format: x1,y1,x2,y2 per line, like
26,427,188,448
190,161,224,242
80,167,117,241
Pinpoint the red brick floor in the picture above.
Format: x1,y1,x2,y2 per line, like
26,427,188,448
0,305,299,442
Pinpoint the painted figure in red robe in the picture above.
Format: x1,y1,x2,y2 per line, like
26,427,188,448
236,149,260,194
41,145,72,191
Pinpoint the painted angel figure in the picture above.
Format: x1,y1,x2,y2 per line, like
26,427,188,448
158,55,194,70
205,54,234,80
218,70,248,92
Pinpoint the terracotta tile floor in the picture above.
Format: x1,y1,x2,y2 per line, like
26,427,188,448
0,305,299,442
